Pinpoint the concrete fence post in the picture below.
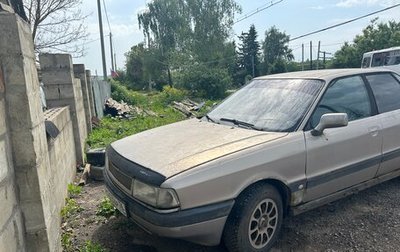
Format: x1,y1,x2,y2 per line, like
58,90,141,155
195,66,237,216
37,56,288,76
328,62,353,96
0,11,61,252
85,70,96,118
39,54,88,165
73,64,92,133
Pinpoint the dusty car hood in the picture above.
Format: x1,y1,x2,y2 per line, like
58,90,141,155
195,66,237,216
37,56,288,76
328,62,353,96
111,119,287,178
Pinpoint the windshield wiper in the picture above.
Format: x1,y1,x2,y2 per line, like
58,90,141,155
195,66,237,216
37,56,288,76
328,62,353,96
219,118,264,131
204,114,217,123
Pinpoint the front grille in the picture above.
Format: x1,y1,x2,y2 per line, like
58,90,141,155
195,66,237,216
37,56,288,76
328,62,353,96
108,161,132,191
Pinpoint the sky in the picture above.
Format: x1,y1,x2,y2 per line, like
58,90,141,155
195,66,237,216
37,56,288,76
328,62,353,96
74,0,400,76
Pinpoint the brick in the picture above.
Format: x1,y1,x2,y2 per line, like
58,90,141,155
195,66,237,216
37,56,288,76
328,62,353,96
0,99,6,136
41,71,74,86
0,181,17,232
0,137,9,181
0,216,18,252
0,67,4,93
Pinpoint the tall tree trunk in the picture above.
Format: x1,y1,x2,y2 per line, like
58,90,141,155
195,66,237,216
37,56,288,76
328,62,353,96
167,66,173,88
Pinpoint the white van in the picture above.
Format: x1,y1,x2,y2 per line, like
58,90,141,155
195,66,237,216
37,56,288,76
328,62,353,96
362,46,400,74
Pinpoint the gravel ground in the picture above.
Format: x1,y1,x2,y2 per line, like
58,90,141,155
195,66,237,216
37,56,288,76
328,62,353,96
67,176,400,252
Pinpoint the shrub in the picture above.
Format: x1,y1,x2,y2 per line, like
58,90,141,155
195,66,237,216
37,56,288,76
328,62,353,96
110,80,148,106
176,65,231,99
156,86,187,106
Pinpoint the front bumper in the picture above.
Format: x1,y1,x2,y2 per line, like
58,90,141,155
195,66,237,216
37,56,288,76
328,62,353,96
104,168,234,246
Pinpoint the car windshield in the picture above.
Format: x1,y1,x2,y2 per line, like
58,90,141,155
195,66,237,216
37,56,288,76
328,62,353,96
207,78,324,132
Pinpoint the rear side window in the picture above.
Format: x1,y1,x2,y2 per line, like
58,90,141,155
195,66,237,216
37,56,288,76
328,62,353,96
366,74,400,113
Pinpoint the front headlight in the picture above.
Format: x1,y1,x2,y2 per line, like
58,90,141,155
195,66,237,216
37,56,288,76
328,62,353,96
132,179,180,209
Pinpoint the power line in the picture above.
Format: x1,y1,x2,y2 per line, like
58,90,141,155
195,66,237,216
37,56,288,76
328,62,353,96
234,0,284,24
102,0,112,33
290,3,400,41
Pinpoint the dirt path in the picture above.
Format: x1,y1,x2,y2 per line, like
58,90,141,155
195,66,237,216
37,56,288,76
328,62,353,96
66,177,400,251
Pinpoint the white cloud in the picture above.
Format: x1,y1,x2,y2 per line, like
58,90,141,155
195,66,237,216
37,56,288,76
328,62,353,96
335,0,398,8
309,6,325,10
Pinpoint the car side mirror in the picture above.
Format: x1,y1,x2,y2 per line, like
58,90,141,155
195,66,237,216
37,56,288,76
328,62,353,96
311,113,348,136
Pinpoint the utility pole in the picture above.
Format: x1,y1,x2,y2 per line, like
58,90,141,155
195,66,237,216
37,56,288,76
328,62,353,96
114,53,117,70
97,0,107,80
320,51,332,69
301,43,304,71
317,41,321,70
109,32,114,72
310,41,313,70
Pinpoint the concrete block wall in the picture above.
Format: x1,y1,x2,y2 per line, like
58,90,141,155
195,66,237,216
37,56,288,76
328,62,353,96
74,64,92,133
40,54,88,165
43,107,77,249
1,5,96,251
0,67,26,252
0,11,58,252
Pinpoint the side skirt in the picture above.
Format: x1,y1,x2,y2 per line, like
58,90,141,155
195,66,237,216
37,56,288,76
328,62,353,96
291,169,400,216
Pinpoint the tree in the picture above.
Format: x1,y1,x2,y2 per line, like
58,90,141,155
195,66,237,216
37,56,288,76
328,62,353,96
186,0,241,63
137,0,241,87
138,0,190,86
237,24,260,84
23,0,88,56
175,64,231,98
332,42,359,68
333,19,400,68
262,26,293,74
125,43,166,90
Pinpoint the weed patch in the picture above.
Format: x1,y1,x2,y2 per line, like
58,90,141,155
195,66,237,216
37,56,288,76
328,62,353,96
67,183,82,198
61,198,83,219
96,197,117,218
79,241,108,252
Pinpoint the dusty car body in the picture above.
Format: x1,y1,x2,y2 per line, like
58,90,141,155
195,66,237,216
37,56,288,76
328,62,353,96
104,68,400,251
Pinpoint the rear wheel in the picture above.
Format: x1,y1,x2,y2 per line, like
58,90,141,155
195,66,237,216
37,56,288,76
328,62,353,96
223,184,283,252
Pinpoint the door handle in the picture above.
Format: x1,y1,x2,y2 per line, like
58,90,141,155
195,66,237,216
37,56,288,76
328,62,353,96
368,126,379,137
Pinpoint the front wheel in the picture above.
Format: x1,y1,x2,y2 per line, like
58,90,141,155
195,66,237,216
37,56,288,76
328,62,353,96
223,184,283,252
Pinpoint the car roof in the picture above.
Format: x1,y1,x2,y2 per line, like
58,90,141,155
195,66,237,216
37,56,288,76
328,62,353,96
255,68,394,80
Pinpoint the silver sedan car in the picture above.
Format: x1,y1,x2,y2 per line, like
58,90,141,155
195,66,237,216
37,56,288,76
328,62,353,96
104,68,400,251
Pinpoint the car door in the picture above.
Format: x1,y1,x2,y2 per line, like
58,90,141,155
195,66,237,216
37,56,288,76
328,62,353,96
303,75,382,202
365,73,400,176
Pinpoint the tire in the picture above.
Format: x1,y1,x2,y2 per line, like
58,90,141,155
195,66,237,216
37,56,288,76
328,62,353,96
223,184,283,252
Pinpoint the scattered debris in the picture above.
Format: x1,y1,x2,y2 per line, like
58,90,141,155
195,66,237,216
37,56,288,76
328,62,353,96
79,164,91,186
172,99,205,117
104,98,157,118
104,98,134,118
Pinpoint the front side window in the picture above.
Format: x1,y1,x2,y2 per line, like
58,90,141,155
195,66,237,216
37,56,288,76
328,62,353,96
362,57,371,68
366,73,400,113
309,76,371,128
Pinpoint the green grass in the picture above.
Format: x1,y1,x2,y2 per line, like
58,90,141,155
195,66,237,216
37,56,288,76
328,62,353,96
87,109,185,148
79,241,108,252
67,183,82,198
61,232,73,252
87,82,218,148
87,84,187,148
96,197,116,218
61,198,83,219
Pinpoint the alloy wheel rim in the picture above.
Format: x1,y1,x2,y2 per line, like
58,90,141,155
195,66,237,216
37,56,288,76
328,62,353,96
248,199,278,249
